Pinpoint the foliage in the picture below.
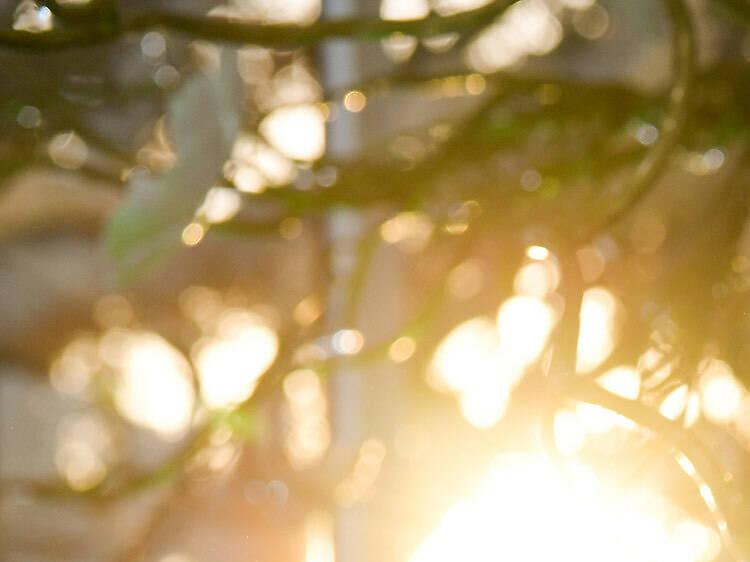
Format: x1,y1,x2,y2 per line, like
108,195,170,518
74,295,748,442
105,51,242,281
1,0,750,561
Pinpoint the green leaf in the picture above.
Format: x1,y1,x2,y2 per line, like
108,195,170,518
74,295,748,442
104,52,242,283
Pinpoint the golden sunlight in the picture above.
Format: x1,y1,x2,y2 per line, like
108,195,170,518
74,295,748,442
496,295,556,365
429,317,517,427
429,296,557,429
192,309,279,409
429,317,499,393
109,331,196,439
430,269,558,428
410,453,721,562
574,366,640,435
305,510,335,562
50,330,196,440
698,358,745,424
513,260,560,298
259,104,326,162
660,384,701,427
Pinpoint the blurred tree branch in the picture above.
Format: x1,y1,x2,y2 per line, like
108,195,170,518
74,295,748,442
562,374,750,559
575,0,695,242
0,0,514,50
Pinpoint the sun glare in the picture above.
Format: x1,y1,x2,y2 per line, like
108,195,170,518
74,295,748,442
571,366,640,435
496,295,556,365
410,453,721,562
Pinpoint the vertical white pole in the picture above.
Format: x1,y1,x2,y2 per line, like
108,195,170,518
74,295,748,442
320,1,366,560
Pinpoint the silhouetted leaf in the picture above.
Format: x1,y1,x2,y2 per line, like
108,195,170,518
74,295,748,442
104,52,242,283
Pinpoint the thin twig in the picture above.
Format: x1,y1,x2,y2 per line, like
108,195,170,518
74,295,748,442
577,0,695,242
561,375,749,561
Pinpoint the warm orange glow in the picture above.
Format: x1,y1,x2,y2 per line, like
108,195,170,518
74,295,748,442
430,310,547,428
305,510,335,562
294,295,322,326
343,90,367,113
429,317,499,393
410,453,721,562
389,336,417,363
598,365,640,399
699,359,745,424
514,260,560,297
554,409,587,454
526,244,550,260
574,366,640,435
496,295,556,365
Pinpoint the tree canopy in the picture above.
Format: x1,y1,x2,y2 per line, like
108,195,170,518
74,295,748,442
1,1,750,561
